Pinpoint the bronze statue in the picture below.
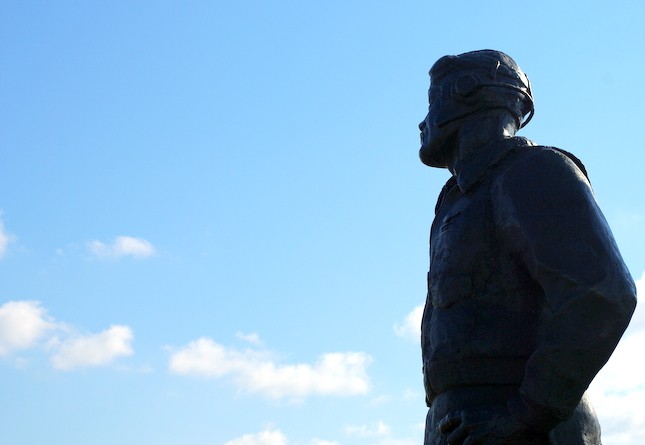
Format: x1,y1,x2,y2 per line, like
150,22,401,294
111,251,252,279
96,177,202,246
419,50,637,445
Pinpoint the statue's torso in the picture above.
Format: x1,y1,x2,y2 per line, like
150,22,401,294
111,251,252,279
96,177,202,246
421,140,633,445
422,143,545,400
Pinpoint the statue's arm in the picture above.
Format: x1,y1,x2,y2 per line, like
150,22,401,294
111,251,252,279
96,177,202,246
421,273,434,408
495,148,637,431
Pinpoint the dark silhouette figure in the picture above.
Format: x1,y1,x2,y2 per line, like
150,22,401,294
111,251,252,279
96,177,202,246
419,50,636,445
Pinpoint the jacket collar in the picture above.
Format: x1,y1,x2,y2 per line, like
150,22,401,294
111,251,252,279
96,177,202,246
453,137,534,192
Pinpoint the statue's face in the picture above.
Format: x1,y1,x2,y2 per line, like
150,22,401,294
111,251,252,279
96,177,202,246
418,79,458,168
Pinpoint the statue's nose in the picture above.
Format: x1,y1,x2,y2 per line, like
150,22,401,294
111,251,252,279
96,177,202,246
419,120,426,131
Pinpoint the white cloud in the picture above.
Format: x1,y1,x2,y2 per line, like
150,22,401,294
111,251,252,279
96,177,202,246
236,331,263,346
622,271,645,334
587,271,645,445
344,421,422,445
50,325,134,370
368,394,391,406
403,388,421,401
0,219,13,258
368,438,420,445
0,301,55,355
168,337,371,399
87,236,155,259
393,304,423,342
223,428,340,445
224,428,288,445
611,210,645,232
223,425,418,445
345,421,390,438
0,301,134,371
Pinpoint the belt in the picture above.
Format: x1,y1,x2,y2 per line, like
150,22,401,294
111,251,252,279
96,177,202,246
424,356,527,404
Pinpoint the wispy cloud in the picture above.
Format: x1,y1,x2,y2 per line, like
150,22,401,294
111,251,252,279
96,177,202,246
367,438,421,445
222,425,418,445
588,270,645,444
0,218,14,258
345,421,390,438
49,325,134,370
610,210,645,231
393,304,423,343
223,428,339,445
368,394,391,406
87,235,155,259
0,301,56,355
168,337,371,400
0,300,134,371
224,428,288,445
236,331,264,346
344,421,422,445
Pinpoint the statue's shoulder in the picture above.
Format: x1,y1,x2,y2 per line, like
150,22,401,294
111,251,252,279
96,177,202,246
493,142,593,208
501,141,590,184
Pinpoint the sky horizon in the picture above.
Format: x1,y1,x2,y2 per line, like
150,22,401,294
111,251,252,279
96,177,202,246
2,1,645,444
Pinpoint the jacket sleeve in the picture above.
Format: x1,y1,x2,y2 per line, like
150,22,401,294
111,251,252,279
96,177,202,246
494,147,636,431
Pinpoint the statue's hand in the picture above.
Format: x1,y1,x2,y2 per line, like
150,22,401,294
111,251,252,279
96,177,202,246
438,406,541,445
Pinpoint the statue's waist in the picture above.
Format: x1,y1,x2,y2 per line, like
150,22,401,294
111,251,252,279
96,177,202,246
423,356,527,405
421,304,540,357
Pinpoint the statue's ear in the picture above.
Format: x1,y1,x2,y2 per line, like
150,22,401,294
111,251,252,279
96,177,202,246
452,74,479,98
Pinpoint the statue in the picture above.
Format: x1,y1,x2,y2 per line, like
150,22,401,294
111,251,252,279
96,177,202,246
418,50,637,444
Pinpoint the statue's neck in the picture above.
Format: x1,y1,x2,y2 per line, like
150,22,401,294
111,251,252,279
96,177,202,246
447,112,518,175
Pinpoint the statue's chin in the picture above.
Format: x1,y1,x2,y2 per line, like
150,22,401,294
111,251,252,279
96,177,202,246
419,145,448,168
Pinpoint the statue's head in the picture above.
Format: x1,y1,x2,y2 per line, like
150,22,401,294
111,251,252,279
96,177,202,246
419,50,534,167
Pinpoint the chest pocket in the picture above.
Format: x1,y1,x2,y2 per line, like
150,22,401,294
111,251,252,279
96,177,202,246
428,181,503,308
429,209,475,308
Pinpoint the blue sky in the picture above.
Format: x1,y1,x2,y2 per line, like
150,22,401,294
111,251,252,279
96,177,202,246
1,1,645,444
